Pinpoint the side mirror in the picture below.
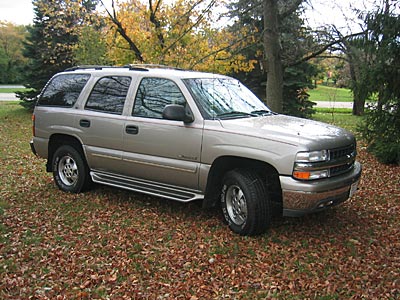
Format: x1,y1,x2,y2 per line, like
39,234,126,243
162,104,194,123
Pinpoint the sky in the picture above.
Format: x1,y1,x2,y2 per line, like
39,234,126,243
0,0,391,32
0,0,34,25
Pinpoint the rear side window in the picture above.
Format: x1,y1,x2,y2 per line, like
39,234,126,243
85,76,131,115
38,74,90,107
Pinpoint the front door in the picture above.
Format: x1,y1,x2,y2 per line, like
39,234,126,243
121,77,203,190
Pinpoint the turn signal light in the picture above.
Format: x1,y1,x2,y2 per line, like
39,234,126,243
293,169,329,180
293,171,311,180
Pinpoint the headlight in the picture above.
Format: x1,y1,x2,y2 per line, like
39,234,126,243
293,150,330,180
295,150,329,162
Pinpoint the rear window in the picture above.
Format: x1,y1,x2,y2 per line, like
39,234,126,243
37,74,90,107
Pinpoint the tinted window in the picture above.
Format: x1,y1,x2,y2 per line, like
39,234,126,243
85,76,131,115
38,74,90,107
132,78,186,119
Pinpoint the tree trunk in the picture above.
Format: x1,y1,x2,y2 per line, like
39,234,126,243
348,59,364,115
352,96,365,115
344,41,365,116
263,0,283,113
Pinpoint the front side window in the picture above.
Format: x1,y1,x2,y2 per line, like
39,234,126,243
85,76,131,115
132,78,186,119
184,78,270,119
38,74,90,107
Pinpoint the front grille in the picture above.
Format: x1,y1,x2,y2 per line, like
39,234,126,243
328,144,356,177
293,143,357,181
329,144,355,160
330,162,354,176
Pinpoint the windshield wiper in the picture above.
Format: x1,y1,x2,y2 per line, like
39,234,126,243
216,111,255,119
250,109,273,116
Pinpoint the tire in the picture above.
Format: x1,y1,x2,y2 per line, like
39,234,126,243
52,145,91,193
221,169,271,236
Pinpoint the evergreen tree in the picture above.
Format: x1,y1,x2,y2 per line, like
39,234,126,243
227,0,317,118
19,0,99,110
358,1,400,164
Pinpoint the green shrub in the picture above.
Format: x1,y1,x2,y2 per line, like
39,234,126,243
359,103,400,165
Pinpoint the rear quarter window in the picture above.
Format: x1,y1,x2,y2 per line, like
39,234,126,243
37,74,90,107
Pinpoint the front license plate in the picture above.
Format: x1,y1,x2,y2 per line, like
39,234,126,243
349,181,359,198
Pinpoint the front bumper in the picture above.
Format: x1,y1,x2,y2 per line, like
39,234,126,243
280,161,362,216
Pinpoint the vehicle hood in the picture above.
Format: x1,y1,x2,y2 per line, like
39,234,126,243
218,114,355,150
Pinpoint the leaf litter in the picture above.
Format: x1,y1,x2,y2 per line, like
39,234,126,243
0,103,399,299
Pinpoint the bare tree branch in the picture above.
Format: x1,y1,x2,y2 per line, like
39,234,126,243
149,0,165,48
286,29,366,68
169,0,206,29
99,0,144,62
189,33,255,69
161,0,217,57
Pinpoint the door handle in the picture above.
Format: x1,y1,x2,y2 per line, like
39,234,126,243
79,119,91,128
126,125,139,135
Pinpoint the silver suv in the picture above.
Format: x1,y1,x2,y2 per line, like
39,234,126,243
30,65,361,236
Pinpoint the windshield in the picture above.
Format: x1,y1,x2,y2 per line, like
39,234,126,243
183,78,271,120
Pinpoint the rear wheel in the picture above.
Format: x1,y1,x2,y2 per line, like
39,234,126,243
221,169,271,236
52,145,91,193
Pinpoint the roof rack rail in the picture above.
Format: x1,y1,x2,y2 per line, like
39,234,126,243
64,64,188,72
64,65,114,71
123,64,185,71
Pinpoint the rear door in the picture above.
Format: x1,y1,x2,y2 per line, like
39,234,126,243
78,76,132,173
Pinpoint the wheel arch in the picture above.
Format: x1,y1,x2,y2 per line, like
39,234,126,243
203,156,283,214
46,134,86,172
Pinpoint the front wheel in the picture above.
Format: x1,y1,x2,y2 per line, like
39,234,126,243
52,145,91,193
221,169,271,236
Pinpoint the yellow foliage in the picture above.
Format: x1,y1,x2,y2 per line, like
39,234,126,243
103,0,255,74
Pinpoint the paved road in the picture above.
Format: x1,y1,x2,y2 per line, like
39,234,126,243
0,85,24,101
0,93,19,101
314,101,353,109
0,85,24,89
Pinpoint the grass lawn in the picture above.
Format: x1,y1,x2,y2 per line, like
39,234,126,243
0,88,29,93
1,102,399,299
313,108,361,134
308,85,353,102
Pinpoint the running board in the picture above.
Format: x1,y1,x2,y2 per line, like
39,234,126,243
90,170,204,202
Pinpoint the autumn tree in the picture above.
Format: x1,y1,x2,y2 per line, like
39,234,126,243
0,22,28,83
100,0,255,74
73,25,109,65
19,0,99,110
